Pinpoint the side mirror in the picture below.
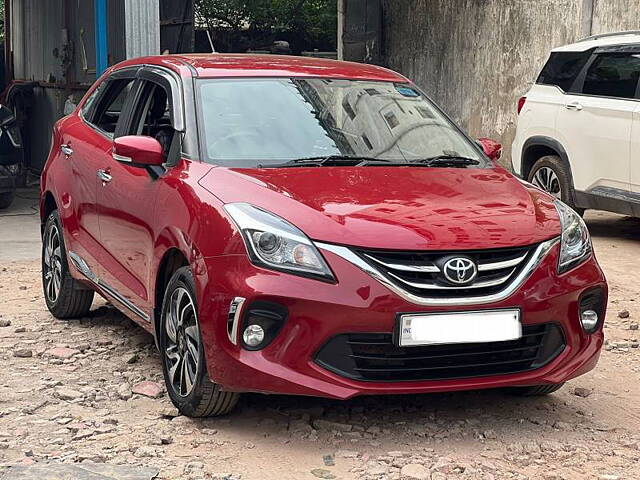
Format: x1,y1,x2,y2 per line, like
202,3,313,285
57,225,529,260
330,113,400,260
477,137,502,162
113,135,164,166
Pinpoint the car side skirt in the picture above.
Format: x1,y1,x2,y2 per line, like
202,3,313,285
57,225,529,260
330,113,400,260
575,187,640,217
68,251,151,322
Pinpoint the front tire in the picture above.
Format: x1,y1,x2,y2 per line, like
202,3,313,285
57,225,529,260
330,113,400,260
42,210,94,318
0,191,15,209
528,155,584,216
159,266,239,417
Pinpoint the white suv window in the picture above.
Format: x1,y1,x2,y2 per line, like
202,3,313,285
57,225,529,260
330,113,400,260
537,50,593,92
582,53,640,99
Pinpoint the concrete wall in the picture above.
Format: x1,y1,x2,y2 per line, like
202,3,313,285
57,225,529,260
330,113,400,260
380,0,640,165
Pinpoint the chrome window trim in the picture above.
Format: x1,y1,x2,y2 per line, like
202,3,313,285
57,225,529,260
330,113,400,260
316,238,560,306
68,251,150,322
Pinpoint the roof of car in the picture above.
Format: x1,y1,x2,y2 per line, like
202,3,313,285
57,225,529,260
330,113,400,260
114,54,409,83
552,31,640,52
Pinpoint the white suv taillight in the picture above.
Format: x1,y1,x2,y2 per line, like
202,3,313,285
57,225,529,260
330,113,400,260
517,96,527,115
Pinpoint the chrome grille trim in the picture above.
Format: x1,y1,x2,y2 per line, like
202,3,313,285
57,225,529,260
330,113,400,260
387,271,514,290
363,254,440,273
316,238,559,306
478,254,528,271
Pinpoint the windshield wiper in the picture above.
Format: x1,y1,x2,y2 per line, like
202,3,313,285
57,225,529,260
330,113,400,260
260,155,395,168
413,155,481,168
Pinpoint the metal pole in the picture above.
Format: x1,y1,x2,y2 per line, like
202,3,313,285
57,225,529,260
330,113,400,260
94,0,108,76
580,0,595,39
337,0,344,60
4,0,13,82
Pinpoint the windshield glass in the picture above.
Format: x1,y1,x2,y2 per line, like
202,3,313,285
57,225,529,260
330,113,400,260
196,78,486,168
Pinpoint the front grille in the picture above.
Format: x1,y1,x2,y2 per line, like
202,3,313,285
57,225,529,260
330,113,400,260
355,245,537,299
315,323,565,382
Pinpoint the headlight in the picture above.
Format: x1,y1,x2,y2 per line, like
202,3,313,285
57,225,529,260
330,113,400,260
224,203,335,282
555,200,592,273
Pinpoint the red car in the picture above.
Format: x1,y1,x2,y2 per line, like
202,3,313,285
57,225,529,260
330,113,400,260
40,55,606,417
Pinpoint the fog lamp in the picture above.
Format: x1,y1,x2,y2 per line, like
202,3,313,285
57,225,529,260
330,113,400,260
580,310,599,332
243,324,265,347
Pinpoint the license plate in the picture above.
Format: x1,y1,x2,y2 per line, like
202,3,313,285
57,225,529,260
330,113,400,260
398,309,521,347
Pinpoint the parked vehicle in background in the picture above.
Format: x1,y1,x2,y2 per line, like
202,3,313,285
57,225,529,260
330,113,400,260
41,54,606,417
0,105,23,209
512,31,640,217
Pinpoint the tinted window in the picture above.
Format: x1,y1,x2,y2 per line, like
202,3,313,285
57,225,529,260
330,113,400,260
196,78,486,168
80,85,103,121
128,80,175,159
92,79,136,135
537,51,592,92
582,53,640,99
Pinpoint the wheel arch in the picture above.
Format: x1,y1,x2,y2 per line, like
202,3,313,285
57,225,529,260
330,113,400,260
153,247,189,345
40,191,58,233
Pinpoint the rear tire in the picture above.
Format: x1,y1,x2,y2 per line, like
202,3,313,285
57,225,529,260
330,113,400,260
42,210,94,318
509,383,565,396
159,266,240,417
0,191,15,209
528,155,584,216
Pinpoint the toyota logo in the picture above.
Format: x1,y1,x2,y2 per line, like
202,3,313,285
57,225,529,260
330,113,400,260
442,257,477,285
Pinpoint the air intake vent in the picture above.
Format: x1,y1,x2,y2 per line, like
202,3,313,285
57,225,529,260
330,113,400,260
315,323,565,382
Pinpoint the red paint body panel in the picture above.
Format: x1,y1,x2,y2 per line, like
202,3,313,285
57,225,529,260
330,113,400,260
114,136,164,166
199,165,561,250
113,54,409,82
40,54,607,401
198,243,605,398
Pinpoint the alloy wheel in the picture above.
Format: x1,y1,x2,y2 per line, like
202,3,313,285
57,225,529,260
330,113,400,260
164,286,200,397
43,224,63,303
532,166,562,198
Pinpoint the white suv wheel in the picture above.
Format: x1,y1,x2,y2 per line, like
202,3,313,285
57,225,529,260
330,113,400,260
531,166,562,199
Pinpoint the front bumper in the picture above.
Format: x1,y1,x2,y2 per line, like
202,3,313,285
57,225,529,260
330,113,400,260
196,241,606,400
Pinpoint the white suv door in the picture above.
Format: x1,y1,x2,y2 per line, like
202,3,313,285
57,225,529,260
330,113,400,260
632,101,640,193
555,50,639,195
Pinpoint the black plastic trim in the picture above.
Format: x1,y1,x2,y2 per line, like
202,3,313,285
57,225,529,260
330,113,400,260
574,188,640,217
579,287,606,333
240,301,288,351
315,323,566,383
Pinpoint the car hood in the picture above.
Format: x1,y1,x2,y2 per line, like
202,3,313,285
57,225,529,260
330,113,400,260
199,166,561,250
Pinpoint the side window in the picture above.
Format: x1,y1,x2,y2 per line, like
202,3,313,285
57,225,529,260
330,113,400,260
128,80,176,160
91,78,136,135
582,53,640,99
537,51,593,92
80,85,103,121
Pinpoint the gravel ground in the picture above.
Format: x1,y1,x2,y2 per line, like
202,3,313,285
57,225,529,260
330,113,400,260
0,211,639,480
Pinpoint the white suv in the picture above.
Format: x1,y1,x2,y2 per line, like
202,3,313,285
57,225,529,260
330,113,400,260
513,31,640,217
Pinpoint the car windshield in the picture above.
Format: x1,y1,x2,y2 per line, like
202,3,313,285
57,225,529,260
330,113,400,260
196,78,487,168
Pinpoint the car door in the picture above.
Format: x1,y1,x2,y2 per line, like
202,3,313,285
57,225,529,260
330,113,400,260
96,70,182,323
62,72,137,275
631,81,640,193
555,48,638,195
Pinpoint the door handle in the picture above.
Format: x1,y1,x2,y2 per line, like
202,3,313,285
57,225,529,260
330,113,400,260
565,102,583,111
97,169,112,184
60,144,73,156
